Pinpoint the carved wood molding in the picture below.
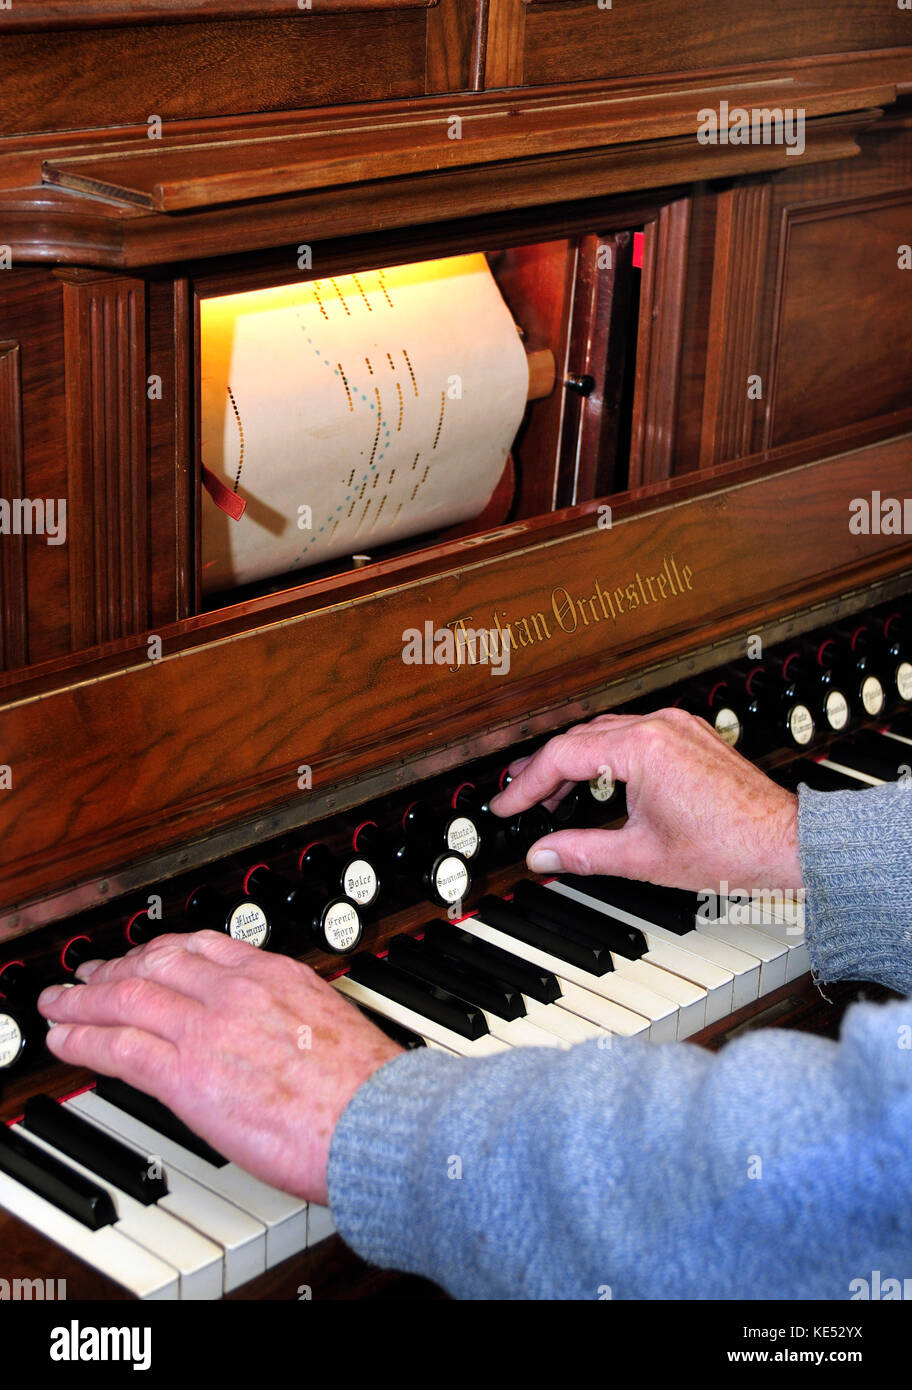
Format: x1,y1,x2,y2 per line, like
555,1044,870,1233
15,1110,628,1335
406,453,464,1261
0,342,28,672
698,179,772,467
60,272,149,648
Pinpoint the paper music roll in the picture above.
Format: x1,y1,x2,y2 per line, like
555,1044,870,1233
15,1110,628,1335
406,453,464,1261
199,253,530,593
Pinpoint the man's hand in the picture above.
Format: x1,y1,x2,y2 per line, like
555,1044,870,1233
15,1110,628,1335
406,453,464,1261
38,931,402,1205
489,708,802,892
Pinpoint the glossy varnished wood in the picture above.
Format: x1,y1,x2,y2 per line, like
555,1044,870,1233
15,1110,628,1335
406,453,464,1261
41,78,894,214
491,0,912,89
1,439,912,918
0,110,879,271
0,13,433,136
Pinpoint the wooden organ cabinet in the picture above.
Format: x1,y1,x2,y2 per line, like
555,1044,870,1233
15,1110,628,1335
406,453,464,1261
0,0,911,1300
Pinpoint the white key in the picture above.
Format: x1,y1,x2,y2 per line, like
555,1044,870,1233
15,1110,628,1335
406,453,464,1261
473,911,679,1039
816,757,884,787
13,1123,224,1300
743,898,809,981
581,967,679,1041
484,1013,567,1049
522,997,604,1043
548,880,735,1023
695,918,789,994
548,881,758,1010
333,976,509,1057
0,1166,180,1300
74,1091,308,1265
457,915,651,1038
68,1093,267,1290
547,976,639,1034
535,883,707,1036
70,1091,308,1266
307,1204,335,1245
603,955,705,1038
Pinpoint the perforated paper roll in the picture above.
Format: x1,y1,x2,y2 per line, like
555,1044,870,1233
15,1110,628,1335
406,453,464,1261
199,254,530,593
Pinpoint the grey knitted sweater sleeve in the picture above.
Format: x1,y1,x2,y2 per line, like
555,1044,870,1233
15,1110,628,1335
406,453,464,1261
799,780,912,993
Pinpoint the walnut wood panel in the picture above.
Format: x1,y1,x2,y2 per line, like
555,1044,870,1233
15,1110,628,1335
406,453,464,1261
3,0,430,27
698,180,772,467
674,118,912,474
489,0,912,89
60,272,149,648
1,437,912,914
5,110,877,271
0,343,28,672
0,14,430,136
768,193,912,448
627,198,689,487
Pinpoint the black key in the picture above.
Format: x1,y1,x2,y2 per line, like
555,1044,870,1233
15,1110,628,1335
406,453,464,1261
773,760,857,793
95,1078,227,1168
387,934,525,1021
23,1095,168,1206
0,1123,116,1230
561,874,698,936
353,1004,426,1050
346,953,489,1040
829,731,904,782
477,896,613,975
422,922,562,1004
512,880,647,959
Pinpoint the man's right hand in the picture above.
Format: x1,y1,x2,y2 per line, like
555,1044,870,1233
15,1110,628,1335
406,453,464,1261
488,708,803,893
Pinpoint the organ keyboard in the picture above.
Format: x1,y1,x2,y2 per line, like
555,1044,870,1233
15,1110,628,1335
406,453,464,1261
1,601,908,1298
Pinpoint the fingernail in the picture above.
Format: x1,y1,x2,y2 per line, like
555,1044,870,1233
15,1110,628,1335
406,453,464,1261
76,959,103,979
528,849,563,874
46,1023,71,1044
487,793,502,812
37,986,63,1010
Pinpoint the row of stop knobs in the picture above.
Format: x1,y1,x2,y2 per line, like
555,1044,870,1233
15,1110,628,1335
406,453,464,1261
0,773,621,1079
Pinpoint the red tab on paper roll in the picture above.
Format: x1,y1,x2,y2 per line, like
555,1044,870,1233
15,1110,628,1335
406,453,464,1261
202,465,247,522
